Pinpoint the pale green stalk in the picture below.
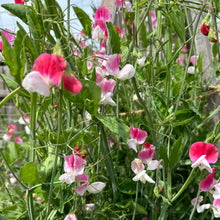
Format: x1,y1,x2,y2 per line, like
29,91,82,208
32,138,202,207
132,182,139,220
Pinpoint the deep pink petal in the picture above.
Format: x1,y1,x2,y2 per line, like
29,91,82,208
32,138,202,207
64,154,75,171
130,126,148,144
33,53,66,86
199,168,215,191
63,75,82,95
106,54,121,76
94,7,111,22
138,148,154,164
75,173,89,196
189,142,218,163
15,0,24,4
94,20,107,32
0,40,2,51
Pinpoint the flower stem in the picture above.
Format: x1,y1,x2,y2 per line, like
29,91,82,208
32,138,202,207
45,88,62,219
171,168,196,203
132,181,139,220
0,87,22,110
189,186,200,220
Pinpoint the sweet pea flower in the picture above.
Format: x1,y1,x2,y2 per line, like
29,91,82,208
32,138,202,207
213,199,220,218
59,152,87,184
15,137,23,145
128,126,148,152
151,11,157,28
200,168,220,199
85,203,95,213
0,29,15,51
117,64,135,80
131,158,155,184
63,74,82,95
94,7,111,32
98,79,116,106
64,214,77,220
190,55,198,66
92,25,105,42
115,0,125,7
22,53,66,96
191,196,211,213
106,54,121,76
189,142,218,173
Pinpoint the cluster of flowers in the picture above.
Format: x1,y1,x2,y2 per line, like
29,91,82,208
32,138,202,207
128,126,161,184
59,151,105,202
3,124,23,144
189,142,220,217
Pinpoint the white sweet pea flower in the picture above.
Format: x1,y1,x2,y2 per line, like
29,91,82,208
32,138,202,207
137,56,146,66
117,64,135,80
92,25,105,42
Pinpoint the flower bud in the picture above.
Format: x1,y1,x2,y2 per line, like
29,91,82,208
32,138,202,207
200,13,211,36
208,27,218,43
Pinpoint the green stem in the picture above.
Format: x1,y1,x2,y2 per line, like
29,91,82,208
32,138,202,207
45,88,62,219
0,150,28,189
171,168,196,203
131,77,158,150
27,189,35,220
30,92,37,162
0,87,22,110
132,181,139,220
189,186,200,220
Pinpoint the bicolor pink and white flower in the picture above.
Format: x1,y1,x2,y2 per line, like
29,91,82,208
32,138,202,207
94,7,111,32
22,53,82,96
191,196,211,213
59,152,87,184
200,168,220,199
213,199,220,218
137,56,146,66
189,142,218,173
131,158,155,184
138,143,160,170
98,79,116,106
3,124,16,142
92,25,105,42
128,126,148,152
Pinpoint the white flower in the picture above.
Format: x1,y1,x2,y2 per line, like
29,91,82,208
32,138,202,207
117,64,135,80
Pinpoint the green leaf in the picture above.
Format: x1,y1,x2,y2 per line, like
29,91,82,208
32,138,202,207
173,109,194,127
20,162,39,184
169,137,184,169
169,9,185,42
0,74,29,98
96,115,130,143
73,6,92,37
159,146,169,169
1,4,33,24
106,22,121,54
133,203,148,215
63,79,101,115
212,42,218,57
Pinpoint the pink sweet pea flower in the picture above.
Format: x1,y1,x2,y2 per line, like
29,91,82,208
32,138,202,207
75,173,89,196
189,142,218,173
190,55,198,66
131,159,155,184
98,79,116,106
115,0,125,7
200,168,220,199
106,54,121,76
64,214,77,220
176,57,184,66
15,137,23,145
94,7,111,23
59,153,87,184
22,53,66,96
128,126,148,152
8,124,16,131
151,11,157,28
15,0,24,4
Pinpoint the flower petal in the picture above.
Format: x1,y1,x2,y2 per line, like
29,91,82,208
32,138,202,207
94,7,111,22
106,54,120,76
199,168,215,191
189,142,218,163
117,64,135,80
87,182,106,194
22,71,51,96
33,53,66,86
63,75,82,95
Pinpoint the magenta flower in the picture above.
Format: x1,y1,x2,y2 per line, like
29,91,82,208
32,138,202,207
0,29,15,51
15,137,23,145
106,54,121,76
94,7,111,23
150,11,157,28
128,126,148,152
59,153,87,184
189,142,218,172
